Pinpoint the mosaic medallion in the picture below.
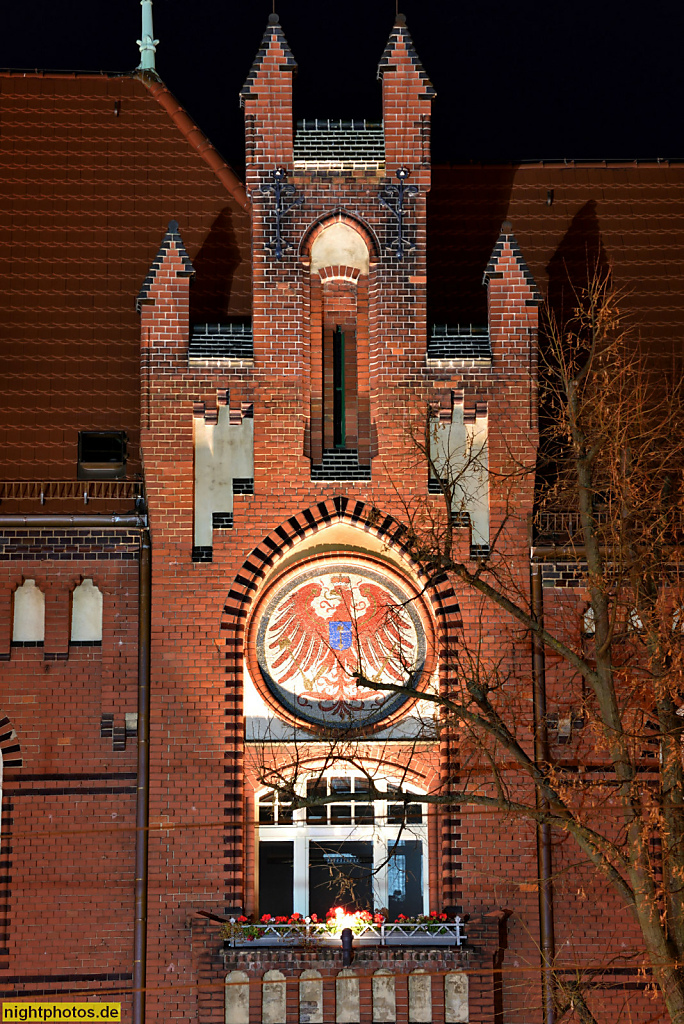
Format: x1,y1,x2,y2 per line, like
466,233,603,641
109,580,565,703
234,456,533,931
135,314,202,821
252,560,431,730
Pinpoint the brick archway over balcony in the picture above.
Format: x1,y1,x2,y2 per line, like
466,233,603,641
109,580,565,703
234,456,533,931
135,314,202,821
218,496,463,914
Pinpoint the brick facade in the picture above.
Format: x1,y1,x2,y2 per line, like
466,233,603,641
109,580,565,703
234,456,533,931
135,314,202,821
0,12,674,1024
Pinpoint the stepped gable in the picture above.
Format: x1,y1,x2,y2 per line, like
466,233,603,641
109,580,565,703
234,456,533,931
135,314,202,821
137,220,195,312
483,219,542,302
377,12,436,98
240,13,297,103
0,71,250,484
427,161,684,353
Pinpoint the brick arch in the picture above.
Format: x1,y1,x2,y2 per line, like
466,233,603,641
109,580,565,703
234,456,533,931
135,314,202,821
219,496,463,913
316,265,362,284
0,712,22,771
299,210,380,265
220,495,461,638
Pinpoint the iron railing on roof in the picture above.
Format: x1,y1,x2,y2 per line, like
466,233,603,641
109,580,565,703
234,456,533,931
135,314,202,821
534,510,684,544
294,119,385,167
189,322,254,361
0,481,143,504
428,325,491,361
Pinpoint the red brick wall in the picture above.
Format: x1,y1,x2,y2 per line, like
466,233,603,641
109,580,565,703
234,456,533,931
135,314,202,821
0,529,139,1009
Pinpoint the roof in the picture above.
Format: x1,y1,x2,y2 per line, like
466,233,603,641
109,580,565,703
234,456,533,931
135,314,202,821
0,72,251,494
428,163,684,361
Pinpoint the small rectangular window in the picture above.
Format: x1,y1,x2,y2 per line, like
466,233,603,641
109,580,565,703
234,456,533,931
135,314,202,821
78,431,127,480
330,804,352,825
258,842,294,919
306,779,327,822
259,794,275,824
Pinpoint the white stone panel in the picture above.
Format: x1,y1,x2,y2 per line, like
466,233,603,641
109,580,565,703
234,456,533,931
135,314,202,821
336,968,360,1023
194,407,253,546
445,972,469,1023
430,402,489,548
71,578,103,642
311,222,369,275
12,579,45,642
372,969,395,1023
262,969,286,1024
225,970,250,1024
408,969,432,1023
299,969,323,1024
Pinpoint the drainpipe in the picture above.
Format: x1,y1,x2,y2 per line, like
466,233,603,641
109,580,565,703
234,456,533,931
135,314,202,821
530,563,556,1024
0,513,151,1024
133,528,151,1024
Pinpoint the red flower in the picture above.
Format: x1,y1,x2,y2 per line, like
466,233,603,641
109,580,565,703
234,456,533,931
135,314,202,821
439,913,447,922
260,914,271,923
237,916,248,924
396,914,407,921
310,914,319,923
430,911,438,918
290,912,302,922
275,916,288,924
373,913,385,924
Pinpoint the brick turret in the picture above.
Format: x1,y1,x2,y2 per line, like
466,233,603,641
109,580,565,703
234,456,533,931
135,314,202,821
377,12,435,184
240,13,296,183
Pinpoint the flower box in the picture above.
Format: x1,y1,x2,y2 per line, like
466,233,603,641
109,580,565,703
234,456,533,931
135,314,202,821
221,918,467,949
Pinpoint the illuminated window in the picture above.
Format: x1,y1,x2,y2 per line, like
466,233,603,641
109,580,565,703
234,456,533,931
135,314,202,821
257,772,427,920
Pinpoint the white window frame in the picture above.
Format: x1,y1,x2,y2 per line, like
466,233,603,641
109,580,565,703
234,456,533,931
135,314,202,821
257,771,429,917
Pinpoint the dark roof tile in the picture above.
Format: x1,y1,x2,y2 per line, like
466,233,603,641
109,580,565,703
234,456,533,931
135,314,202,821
0,72,251,483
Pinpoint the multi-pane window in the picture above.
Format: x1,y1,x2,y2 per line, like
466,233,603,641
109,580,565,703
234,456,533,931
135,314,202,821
256,773,427,920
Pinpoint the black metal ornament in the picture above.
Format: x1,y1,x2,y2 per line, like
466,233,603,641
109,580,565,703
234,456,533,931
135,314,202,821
258,166,303,260
379,166,418,260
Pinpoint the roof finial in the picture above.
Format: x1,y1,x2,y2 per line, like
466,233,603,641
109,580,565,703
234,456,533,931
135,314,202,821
137,0,159,72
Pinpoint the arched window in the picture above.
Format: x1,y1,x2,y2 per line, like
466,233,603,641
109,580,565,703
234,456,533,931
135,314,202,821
256,771,428,921
307,220,372,476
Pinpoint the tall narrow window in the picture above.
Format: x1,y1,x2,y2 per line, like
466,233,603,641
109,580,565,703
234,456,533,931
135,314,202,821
308,221,372,474
333,326,346,448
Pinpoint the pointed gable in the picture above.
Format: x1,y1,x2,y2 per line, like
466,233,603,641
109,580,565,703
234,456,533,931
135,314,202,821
137,220,195,312
240,13,297,104
377,13,435,99
483,219,542,304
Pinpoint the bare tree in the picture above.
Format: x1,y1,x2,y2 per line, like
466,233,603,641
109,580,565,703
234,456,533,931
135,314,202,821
254,270,684,1021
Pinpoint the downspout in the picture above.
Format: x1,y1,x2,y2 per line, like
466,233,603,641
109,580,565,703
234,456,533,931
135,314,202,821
0,513,151,1023
133,527,151,1024
531,563,556,1024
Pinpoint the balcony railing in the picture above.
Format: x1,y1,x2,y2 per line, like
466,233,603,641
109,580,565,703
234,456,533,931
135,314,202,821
0,480,143,504
223,918,467,948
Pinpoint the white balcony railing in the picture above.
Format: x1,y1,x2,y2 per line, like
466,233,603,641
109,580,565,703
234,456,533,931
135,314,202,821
223,918,467,948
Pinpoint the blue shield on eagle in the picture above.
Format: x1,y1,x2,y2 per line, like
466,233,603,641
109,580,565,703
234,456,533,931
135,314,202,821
329,620,353,650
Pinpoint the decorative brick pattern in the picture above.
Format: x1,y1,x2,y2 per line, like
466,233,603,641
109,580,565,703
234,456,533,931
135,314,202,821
0,530,139,561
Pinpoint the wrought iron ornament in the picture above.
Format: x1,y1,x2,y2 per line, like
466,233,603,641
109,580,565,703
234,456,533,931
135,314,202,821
379,166,419,260
258,166,304,259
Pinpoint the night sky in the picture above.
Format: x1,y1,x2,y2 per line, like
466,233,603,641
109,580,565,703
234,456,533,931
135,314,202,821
1,0,681,172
